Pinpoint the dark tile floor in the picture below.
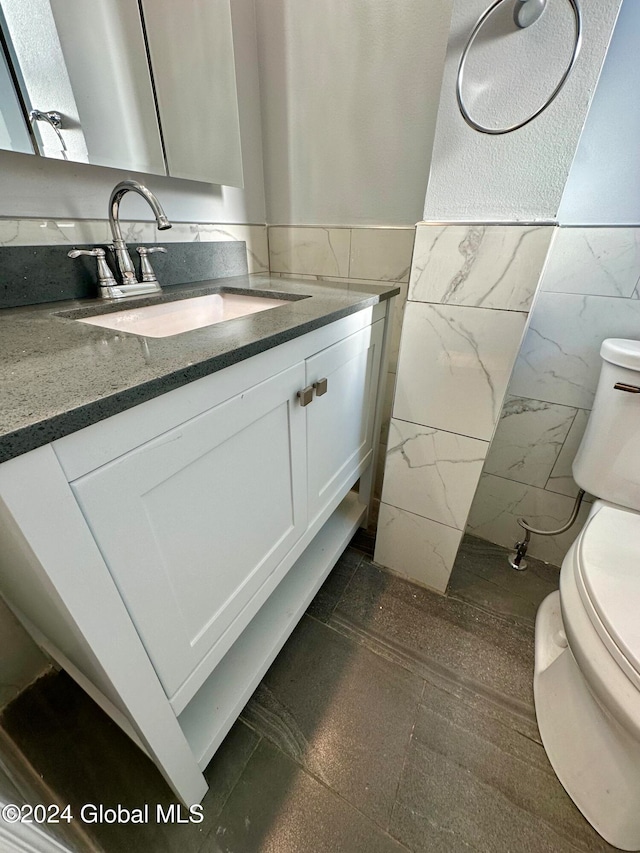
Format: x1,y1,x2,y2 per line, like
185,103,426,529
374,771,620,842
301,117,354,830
0,535,620,853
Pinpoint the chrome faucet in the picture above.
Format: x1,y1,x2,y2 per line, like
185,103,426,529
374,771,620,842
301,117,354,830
108,179,172,295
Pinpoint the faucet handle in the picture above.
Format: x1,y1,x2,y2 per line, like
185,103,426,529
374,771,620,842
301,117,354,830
136,246,167,284
68,247,106,258
68,247,119,297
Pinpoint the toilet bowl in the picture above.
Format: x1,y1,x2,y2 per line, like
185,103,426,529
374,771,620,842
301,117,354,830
533,339,640,851
535,502,640,850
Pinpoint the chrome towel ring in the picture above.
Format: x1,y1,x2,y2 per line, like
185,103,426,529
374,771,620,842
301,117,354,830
29,109,69,159
456,0,582,135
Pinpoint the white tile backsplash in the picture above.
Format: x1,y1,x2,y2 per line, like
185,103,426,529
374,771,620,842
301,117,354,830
409,224,553,311
0,218,111,246
121,221,156,243
382,419,488,530
546,408,591,498
196,224,269,274
541,227,640,298
269,226,350,277
0,218,270,274
349,228,414,282
393,302,527,441
374,503,463,594
379,373,396,446
509,291,640,409
388,281,408,374
464,227,640,566
484,396,577,488
376,222,555,586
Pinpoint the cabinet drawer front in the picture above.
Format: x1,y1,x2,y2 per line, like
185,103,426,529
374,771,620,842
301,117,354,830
70,363,307,699
306,320,384,522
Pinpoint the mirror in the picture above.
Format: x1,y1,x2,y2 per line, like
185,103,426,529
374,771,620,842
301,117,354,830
0,0,243,187
0,33,32,155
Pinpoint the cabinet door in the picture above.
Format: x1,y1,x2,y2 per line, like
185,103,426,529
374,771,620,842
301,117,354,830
69,363,307,700
306,320,384,523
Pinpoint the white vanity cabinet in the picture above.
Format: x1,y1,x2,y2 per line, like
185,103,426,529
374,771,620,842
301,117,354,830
306,320,384,524
0,301,392,806
69,362,308,705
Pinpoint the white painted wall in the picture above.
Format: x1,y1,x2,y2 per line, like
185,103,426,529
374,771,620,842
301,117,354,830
0,0,266,224
423,0,622,222
558,0,640,225
255,0,453,227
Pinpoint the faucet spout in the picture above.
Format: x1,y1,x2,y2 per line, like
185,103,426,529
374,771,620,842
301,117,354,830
108,179,172,285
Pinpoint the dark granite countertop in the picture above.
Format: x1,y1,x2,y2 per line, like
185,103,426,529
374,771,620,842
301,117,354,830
0,274,399,463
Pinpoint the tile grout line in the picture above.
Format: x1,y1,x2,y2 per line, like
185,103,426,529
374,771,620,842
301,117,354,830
326,610,537,725
386,678,428,843
266,222,272,274
241,674,415,852
445,589,536,632
326,552,364,619
255,734,414,852
195,730,264,853
386,414,492,445
542,406,580,493
406,297,530,315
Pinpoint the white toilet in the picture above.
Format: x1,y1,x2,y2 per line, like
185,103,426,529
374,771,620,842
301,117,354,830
535,338,640,852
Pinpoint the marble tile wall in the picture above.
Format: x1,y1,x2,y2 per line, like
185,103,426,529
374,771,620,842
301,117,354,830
467,227,640,565
374,222,555,592
0,218,270,275
267,225,416,526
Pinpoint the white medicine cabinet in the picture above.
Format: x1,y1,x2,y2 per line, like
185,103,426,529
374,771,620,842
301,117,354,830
0,0,243,187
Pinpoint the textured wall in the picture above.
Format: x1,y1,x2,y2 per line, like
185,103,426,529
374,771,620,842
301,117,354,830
255,0,453,226
466,2,640,564
423,0,622,222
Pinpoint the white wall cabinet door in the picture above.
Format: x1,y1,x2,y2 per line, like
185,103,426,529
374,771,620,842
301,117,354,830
69,362,307,700
306,320,385,523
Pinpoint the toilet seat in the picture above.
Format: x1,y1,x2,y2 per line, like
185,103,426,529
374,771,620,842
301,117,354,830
574,504,640,692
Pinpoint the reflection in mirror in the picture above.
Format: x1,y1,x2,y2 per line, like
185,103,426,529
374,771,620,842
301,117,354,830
0,37,32,155
0,0,244,187
0,0,166,174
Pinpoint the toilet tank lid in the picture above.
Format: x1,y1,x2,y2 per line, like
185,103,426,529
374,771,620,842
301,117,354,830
578,505,640,677
601,338,640,371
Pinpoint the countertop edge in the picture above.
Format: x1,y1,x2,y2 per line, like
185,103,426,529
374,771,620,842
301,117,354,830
1,279,399,464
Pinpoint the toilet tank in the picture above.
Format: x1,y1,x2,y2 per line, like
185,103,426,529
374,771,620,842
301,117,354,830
573,339,640,511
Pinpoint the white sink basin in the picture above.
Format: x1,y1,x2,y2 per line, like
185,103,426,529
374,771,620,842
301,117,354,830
77,292,292,338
